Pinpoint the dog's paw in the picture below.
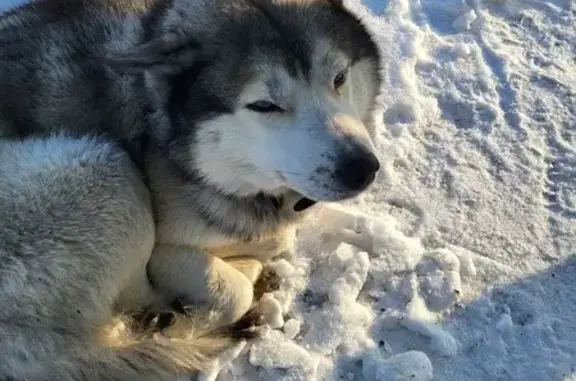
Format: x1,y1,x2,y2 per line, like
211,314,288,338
253,267,281,300
132,308,177,333
219,306,269,341
149,311,176,331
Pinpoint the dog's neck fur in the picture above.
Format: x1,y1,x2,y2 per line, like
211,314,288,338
145,151,308,246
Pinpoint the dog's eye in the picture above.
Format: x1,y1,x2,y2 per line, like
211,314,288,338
333,70,347,90
246,101,284,113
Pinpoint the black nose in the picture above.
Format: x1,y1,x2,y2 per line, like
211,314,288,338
335,150,380,192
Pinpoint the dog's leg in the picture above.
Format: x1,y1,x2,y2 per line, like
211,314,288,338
208,227,295,301
224,257,281,300
225,257,264,284
148,245,258,332
147,226,296,337
207,224,297,262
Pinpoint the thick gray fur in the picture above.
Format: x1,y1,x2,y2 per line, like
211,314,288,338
0,0,383,379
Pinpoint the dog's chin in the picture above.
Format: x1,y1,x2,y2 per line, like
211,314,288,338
281,176,367,211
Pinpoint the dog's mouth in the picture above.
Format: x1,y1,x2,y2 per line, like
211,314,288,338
276,172,317,212
293,197,317,212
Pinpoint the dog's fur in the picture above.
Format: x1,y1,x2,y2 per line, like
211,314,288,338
0,0,382,379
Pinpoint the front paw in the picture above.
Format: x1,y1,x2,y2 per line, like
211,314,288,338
253,267,281,300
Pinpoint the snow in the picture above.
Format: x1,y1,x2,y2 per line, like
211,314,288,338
232,0,575,379
362,350,433,381
2,0,574,379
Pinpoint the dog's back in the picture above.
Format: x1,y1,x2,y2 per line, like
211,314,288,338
0,0,151,150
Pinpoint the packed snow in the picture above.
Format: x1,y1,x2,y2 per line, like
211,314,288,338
1,0,574,380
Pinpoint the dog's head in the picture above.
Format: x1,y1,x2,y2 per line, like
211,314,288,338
106,0,382,205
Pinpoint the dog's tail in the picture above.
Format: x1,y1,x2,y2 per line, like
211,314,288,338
48,309,262,381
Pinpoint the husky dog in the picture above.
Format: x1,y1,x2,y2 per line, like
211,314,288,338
0,0,382,379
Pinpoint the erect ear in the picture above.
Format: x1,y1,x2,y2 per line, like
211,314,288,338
102,34,200,74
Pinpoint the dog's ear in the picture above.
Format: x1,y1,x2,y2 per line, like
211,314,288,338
102,35,199,74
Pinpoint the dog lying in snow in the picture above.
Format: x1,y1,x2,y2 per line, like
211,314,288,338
0,0,382,379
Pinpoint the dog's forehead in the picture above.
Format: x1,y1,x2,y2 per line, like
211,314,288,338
247,45,346,92
175,0,381,106
212,24,348,92
164,0,380,65
311,40,349,75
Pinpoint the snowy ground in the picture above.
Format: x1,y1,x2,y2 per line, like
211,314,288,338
227,1,575,380
2,0,574,380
